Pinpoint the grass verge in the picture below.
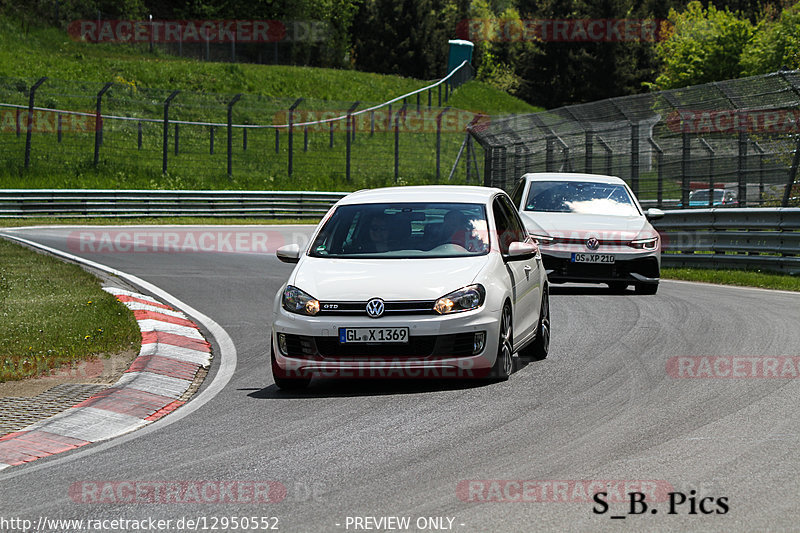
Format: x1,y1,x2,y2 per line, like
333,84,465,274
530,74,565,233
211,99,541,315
662,267,800,292
0,237,141,382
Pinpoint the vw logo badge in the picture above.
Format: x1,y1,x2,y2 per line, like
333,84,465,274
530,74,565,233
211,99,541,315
366,298,385,318
586,237,600,251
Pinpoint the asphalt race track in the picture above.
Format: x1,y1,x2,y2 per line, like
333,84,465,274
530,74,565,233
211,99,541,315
1,225,799,533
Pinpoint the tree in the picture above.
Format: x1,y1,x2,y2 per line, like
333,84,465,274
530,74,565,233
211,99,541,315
741,1,800,75
514,0,660,108
653,1,754,90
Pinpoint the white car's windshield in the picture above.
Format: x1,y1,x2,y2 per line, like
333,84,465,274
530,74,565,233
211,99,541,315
309,202,490,258
525,181,640,216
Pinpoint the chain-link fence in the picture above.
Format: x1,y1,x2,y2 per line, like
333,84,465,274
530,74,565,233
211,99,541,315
0,62,477,190
470,70,800,208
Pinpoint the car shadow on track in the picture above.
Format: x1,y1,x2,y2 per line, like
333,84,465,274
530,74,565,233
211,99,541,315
549,284,634,296
245,356,543,399
246,378,489,399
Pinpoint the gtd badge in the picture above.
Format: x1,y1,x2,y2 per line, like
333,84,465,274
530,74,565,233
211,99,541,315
586,237,600,251
366,298,385,318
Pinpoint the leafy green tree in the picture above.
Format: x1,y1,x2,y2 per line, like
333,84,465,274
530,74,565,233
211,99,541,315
741,1,800,75
514,0,661,108
351,0,467,79
653,1,754,89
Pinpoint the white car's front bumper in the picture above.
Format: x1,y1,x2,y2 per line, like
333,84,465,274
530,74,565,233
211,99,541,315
271,305,501,378
538,244,660,284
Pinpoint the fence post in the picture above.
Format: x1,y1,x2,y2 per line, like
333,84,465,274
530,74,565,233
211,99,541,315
303,126,308,152
329,121,334,148
57,114,62,143
16,109,20,137
94,82,113,166
438,85,442,107
597,136,612,176
345,101,359,182
699,138,715,207
782,136,800,207
288,98,303,177
174,123,179,155
370,110,375,136
436,106,450,182
545,137,554,172
752,141,765,203
648,137,663,207
138,121,142,150
630,122,639,196
162,90,179,174
584,131,593,173
226,93,243,177
243,128,247,151
394,103,407,182
24,76,47,169
681,132,690,208
275,129,279,154
737,132,748,207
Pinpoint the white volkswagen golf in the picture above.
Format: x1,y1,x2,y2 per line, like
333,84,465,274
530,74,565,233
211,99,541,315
271,186,550,389
510,173,663,294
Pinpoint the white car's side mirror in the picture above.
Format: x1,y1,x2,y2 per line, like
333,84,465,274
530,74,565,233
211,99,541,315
507,241,538,260
276,244,301,264
646,208,665,221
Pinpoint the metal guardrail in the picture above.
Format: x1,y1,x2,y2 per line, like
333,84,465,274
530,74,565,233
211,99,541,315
0,189,348,218
655,208,800,274
2,190,798,274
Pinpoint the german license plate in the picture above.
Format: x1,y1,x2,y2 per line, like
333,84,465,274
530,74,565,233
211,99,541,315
571,253,615,264
339,327,409,344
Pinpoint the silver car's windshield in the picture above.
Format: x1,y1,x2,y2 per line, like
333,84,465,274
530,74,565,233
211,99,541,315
525,181,641,216
309,202,490,258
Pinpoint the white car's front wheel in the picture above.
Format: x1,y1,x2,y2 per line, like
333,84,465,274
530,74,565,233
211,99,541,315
490,304,514,380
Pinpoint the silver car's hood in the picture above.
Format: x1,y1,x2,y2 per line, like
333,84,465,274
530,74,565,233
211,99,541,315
289,255,490,301
520,211,651,240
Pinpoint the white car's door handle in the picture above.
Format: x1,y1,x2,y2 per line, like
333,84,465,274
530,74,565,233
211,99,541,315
524,265,532,272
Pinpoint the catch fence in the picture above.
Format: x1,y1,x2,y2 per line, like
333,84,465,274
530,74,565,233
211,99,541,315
0,61,476,190
469,70,800,208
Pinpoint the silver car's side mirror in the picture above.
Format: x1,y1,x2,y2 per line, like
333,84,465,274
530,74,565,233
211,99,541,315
276,244,301,264
646,208,665,221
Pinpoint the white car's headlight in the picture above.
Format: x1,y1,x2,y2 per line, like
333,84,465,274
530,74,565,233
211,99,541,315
628,236,659,250
282,285,320,316
434,284,486,315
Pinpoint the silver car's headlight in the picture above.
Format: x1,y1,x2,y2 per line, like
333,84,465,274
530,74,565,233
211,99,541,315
282,285,320,316
628,236,659,250
434,284,486,315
